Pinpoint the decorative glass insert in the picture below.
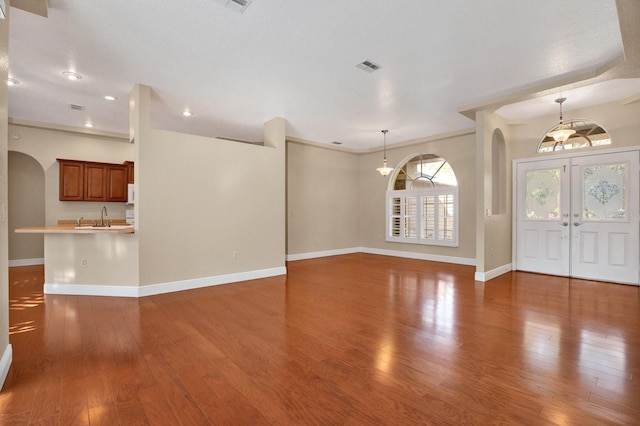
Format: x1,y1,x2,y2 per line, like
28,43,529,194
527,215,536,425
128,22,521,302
582,163,626,221
525,168,561,220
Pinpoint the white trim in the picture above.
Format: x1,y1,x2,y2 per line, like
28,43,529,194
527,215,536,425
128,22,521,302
474,263,512,282
286,247,360,261
138,266,286,297
386,188,459,247
513,146,640,280
359,247,475,266
44,283,139,297
8,258,45,267
512,146,639,268
286,247,475,266
0,344,12,391
513,145,640,167
44,266,287,298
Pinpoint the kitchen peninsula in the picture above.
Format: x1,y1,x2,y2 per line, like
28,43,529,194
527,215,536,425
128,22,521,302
15,222,139,296
16,225,134,234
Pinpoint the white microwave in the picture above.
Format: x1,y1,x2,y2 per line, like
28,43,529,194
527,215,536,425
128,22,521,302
126,183,135,204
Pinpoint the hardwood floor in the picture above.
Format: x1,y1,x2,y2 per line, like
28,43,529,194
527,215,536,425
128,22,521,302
1,254,639,425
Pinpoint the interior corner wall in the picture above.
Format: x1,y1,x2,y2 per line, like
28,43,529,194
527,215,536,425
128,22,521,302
358,132,476,261
476,110,513,274
286,142,360,255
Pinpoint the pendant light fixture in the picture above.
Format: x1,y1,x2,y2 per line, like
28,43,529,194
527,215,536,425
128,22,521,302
547,97,576,143
376,129,394,176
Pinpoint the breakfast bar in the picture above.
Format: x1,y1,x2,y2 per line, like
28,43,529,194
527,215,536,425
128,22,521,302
15,223,138,294
16,225,135,234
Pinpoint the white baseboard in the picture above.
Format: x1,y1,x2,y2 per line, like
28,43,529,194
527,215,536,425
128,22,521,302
44,266,287,298
359,247,476,266
44,283,139,297
138,266,287,297
474,263,512,282
0,344,12,391
286,247,360,261
286,246,475,266
8,258,44,267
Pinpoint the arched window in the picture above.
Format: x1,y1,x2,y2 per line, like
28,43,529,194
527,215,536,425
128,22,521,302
537,119,611,153
386,154,458,247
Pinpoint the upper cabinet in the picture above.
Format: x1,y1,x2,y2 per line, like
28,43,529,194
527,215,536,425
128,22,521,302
59,160,84,201
124,161,135,184
58,159,133,202
107,164,128,202
84,163,108,201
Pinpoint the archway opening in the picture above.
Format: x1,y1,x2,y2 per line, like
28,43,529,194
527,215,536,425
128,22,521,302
8,151,46,266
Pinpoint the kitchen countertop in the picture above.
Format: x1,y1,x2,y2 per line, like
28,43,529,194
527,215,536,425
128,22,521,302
16,225,134,234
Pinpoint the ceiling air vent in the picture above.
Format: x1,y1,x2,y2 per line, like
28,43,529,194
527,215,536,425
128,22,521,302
356,60,381,73
69,104,84,111
226,0,252,13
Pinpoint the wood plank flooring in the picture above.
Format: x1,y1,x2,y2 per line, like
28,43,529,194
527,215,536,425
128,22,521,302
2,254,639,425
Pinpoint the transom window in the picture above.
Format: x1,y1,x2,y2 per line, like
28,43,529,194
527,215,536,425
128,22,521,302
537,119,611,153
386,154,458,247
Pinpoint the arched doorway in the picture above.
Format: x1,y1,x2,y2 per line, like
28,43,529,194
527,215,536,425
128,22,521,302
8,152,45,266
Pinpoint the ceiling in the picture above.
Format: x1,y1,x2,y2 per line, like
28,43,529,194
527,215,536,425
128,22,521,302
7,0,639,150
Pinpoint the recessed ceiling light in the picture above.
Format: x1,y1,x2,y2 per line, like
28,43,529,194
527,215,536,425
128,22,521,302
182,110,192,117
84,122,94,128
7,78,19,86
63,71,82,81
104,95,116,101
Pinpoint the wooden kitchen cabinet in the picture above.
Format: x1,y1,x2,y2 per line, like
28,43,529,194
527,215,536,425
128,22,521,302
107,164,127,202
84,163,107,201
124,161,135,184
59,160,84,201
58,159,128,202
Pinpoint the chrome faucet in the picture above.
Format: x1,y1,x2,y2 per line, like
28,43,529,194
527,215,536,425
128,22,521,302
100,206,108,227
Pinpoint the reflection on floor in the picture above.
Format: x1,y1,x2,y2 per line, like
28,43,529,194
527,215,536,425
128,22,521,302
2,255,639,424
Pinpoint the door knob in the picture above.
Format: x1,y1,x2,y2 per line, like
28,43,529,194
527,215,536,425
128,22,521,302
558,222,568,226
573,222,582,226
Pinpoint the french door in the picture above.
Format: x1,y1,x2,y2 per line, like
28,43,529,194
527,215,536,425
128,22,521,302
515,150,639,285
